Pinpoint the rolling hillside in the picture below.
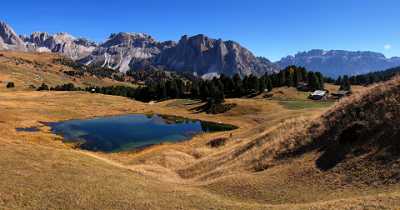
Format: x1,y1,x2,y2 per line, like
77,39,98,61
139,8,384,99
0,51,132,91
0,52,399,209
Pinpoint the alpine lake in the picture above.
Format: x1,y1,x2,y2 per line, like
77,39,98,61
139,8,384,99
19,114,237,153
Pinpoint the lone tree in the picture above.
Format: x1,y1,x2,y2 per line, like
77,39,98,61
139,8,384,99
6,82,15,88
340,75,352,91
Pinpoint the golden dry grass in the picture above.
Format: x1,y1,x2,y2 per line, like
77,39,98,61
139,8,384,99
2,90,394,209
0,52,398,209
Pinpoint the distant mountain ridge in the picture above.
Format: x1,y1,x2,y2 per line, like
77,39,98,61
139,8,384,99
277,49,400,77
0,21,278,77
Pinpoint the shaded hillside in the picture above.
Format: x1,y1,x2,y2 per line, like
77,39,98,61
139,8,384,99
276,76,400,183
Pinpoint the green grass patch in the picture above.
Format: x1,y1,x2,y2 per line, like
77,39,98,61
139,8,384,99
279,100,334,110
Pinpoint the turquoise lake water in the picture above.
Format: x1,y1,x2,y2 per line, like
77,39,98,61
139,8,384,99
44,114,236,152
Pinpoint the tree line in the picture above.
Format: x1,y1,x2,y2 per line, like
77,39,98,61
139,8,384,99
37,66,326,113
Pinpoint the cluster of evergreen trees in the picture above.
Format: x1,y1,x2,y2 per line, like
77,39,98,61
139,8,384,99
335,75,352,91
268,66,324,90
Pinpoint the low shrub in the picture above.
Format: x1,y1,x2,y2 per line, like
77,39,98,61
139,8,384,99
37,83,49,91
207,138,227,148
6,82,15,88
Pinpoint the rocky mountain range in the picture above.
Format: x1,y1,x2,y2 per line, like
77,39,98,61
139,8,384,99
277,49,400,78
0,21,278,77
2,20,400,78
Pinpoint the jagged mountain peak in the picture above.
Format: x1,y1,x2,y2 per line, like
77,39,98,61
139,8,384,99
102,32,157,47
0,20,26,50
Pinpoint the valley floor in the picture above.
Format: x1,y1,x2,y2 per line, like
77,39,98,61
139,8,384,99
0,89,399,209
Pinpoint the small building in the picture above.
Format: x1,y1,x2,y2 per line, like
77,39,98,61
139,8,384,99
309,90,327,100
331,90,351,99
297,82,310,92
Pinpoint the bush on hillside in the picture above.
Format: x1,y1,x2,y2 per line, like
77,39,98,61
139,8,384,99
37,83,49,91
6,82,15,88
207,138,227,148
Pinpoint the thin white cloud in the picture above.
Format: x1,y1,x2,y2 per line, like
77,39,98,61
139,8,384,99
384,44,392,50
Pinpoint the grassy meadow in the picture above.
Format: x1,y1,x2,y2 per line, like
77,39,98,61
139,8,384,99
1,51,398,209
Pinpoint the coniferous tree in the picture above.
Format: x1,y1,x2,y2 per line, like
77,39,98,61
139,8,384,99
293,69,302,86
300,67,307,79
340,75,351,91
266,76,273,92
259,76,266,92
315,72,324,89
175,79,185,98
232,74,245,97
286,68,294,87
157,81,168,99
278,71,286,86
335,76,342,85
166,80,178,98
247,75,259,93
190,80,200,98
200,81,210,100
307,72,321,91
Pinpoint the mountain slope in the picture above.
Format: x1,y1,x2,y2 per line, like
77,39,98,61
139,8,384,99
277,49,400,77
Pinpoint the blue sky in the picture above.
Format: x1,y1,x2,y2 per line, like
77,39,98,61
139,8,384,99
1,0,399,61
